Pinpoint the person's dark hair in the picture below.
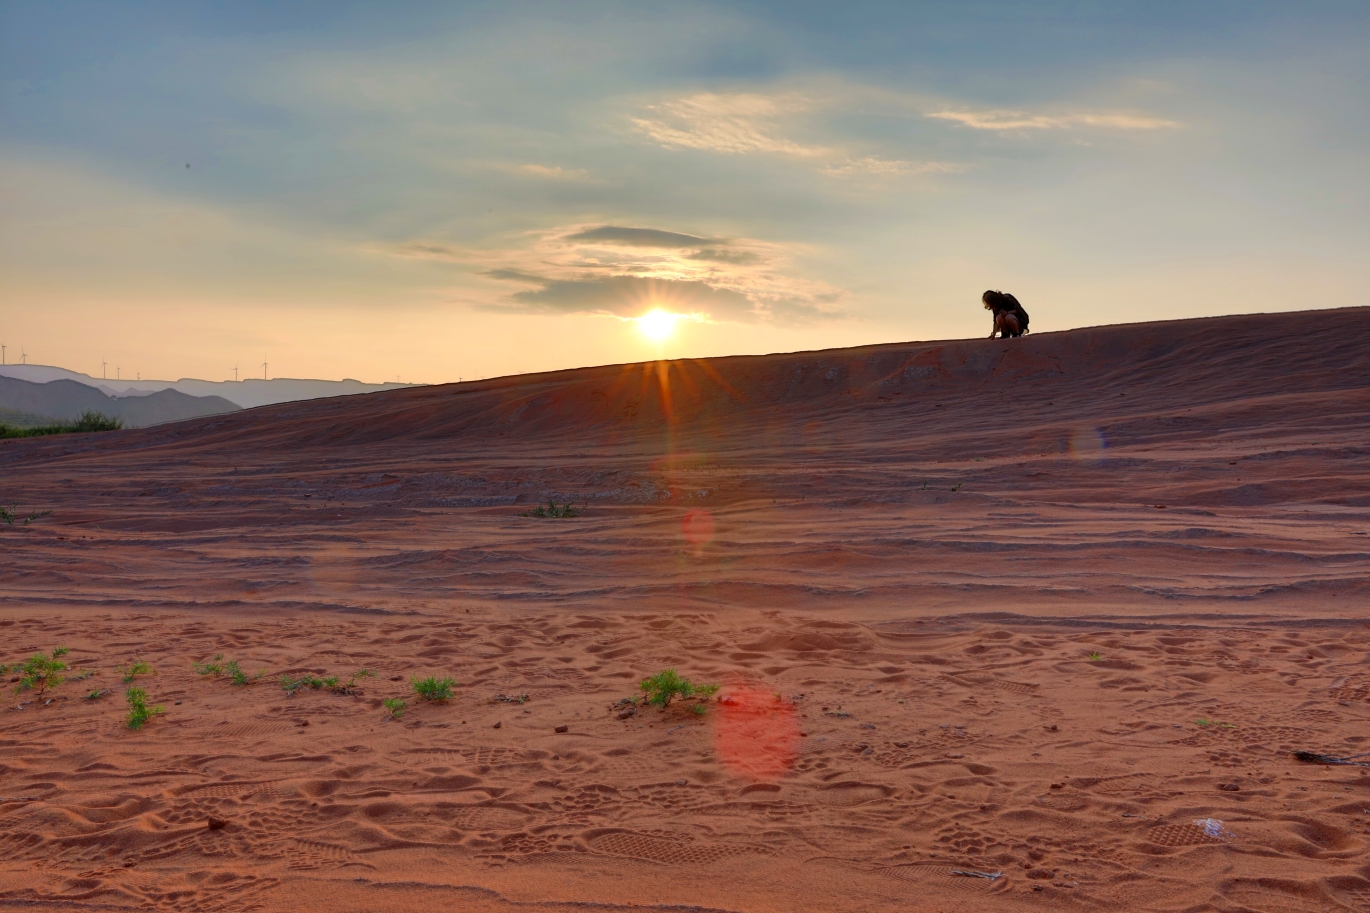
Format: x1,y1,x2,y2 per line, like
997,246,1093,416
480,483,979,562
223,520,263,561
982,289,1020,312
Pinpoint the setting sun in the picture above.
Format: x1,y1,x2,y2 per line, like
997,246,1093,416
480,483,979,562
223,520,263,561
636,308,679,341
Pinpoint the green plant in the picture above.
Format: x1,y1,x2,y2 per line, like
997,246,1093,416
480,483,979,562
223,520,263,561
411,676,457,702
86,689,110,700
383,697,407,719
1087,651,1104,661
0,505,51,526
1196,718,1236,729
523,499,579,518
125,687,164,729
119,659,153,683
639,669,719,710
13,647,70,694
224,661,264,686
0,410,123,439
282,668,374,695
195,655,263,685
193,654,225,676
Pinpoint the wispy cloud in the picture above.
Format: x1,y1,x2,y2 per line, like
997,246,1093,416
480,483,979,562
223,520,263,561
515,163,593,180
928,109,1179,131
484,272,755,319
564,226,713,248
632,91,951,177
406,221,844,324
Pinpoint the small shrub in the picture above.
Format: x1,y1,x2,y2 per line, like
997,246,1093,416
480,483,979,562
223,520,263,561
281,674,327,694
195,655,264,686
411,676,457,702
193,654,225,676
639,669,719,710
126,687,164,729
523,499,579,518
335,669,375,695
225,661,264,686
1087,651,1104,661
0,505,51,526
86,688,110,700
0,410,122,439
383,697,407,719
282,668,374,695
14,647,70,694
119,659,153,683
1196,718,1236,729
69,410,124,432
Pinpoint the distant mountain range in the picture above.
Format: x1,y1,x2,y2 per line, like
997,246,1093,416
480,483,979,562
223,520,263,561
0,376,241,428
0,364,418,410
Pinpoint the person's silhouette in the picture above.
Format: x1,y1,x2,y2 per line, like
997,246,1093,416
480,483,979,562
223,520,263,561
983,290,1029,339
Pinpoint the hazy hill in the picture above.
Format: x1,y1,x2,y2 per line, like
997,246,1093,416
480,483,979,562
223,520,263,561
0,364,416,409
0,376,240,428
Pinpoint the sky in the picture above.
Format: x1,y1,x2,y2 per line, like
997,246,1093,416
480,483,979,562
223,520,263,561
2,1,1368,384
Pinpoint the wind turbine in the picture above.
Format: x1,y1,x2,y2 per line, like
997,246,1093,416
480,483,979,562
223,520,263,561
233,363,238,382
20,349,27,365
102,359,108,379
1,343,6,366
116,366,121,380
261,357,268,380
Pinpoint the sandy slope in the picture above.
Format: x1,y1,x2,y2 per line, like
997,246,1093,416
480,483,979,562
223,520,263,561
1,308,1368,912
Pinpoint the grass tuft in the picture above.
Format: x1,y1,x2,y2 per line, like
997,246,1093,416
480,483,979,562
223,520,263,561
1087,651,1104,661
282,669,374,695
193,654,225,676
0,410,123,439
639,669,719,711
382,697,407,719
0,504,51,526
522,499,579,518
13,647,70,694
411,676,457,702
195,655,264,686
119,659,153,683
125,687,164,729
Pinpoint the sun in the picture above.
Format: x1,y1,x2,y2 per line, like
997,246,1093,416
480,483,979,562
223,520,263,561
637,308,679,341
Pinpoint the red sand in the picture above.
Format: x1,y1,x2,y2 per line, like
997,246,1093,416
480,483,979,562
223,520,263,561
2,308,1368,911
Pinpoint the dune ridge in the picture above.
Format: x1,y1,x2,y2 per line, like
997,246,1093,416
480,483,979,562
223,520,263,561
2,308,1368,911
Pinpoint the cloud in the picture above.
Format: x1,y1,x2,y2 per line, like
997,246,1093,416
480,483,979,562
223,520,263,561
685,248,763,265
632,91,953,177
632,92,826,158
928,109,1179,131
391,220,843,324
564,226,712,247
515,164,592,180
484,272,755,319
821,157,964,177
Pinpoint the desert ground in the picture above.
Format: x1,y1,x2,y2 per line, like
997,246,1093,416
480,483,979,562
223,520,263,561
2,308,1369,912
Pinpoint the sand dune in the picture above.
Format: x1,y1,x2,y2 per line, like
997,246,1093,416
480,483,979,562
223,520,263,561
2,309,1368,911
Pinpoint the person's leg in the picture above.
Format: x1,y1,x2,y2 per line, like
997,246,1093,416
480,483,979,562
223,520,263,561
996,313,1021,337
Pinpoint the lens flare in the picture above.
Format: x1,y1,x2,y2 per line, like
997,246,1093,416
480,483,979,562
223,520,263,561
713,687,800,780
681,509,715,547
637,308,679,341
1069,427,1106,460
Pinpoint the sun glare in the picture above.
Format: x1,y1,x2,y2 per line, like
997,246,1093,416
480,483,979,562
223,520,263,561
637,308,679,341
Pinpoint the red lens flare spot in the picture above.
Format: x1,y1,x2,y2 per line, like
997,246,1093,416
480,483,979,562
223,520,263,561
713,687,799,780
681,509,715,546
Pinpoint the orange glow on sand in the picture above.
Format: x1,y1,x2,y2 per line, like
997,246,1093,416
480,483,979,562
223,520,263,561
713,687,800,780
